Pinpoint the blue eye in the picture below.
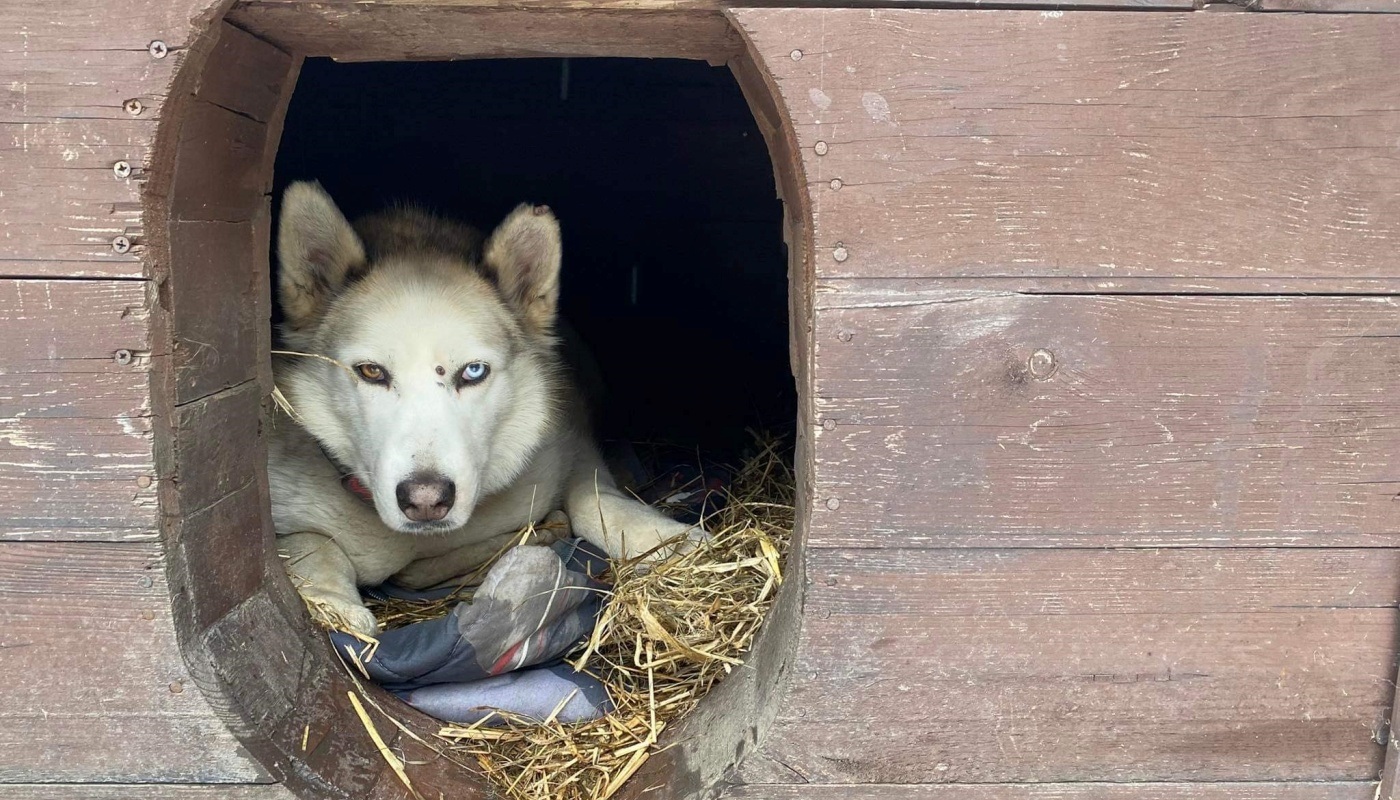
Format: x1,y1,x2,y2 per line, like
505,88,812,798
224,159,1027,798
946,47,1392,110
460,361,490,387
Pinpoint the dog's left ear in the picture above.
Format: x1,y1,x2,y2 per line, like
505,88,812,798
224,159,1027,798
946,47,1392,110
482,204,562,335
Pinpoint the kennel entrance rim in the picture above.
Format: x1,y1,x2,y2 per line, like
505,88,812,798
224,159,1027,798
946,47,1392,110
149,4,812,799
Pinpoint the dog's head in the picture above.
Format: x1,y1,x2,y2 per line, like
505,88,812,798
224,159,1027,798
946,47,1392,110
275,181,563,534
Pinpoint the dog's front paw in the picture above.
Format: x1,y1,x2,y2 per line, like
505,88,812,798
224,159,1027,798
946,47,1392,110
300,588,379,637
632,518,709,563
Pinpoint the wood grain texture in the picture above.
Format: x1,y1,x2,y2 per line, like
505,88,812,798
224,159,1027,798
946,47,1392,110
0,0,226,275
730,10,1400,287
0,787,291,800
0,280,158,541
1256,0,1400,9
0,542,268,783
723,784,1380,799
754,550,1396,782
228,3,745,61
808,288,1400,548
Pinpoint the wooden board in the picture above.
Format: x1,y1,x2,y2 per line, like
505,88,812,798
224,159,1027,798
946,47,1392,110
0,542,268,783
229,3,746,61
0,0,224,275
730,10,1400,288
0,280,159,541
0,788,291,800
749,548,1396,783
807,289,1400,548
724,784,1380,799
1256,0,1400,9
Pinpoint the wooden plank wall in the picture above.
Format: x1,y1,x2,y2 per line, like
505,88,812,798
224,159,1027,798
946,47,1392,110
0,0,284,790
726,8,1400,798
3,1,1400,799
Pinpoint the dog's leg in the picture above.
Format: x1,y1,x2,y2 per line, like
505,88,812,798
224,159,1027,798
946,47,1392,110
277,531,380,636
390,512,572,590
565,440,704,560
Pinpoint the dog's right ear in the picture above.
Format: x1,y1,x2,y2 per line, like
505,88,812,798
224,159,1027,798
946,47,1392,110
277,181,367,332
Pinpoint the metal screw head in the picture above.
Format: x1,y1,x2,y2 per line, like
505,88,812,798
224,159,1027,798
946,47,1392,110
111,236,131,254
138,575,154,589
833,244,849,263
148,40,169,59
168,680,184,694
813,141,829,156
825,497,841,510
123,98,144,115
114,349,134,366
790,49,803,61
1028,348,1058,380
136,475,153,489
837,329,853,343
113,161,132,179
829,178,843,191
822,418,837,431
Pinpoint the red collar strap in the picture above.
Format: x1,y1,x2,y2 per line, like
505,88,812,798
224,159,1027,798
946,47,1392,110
319,443,375,505
341,474,375,504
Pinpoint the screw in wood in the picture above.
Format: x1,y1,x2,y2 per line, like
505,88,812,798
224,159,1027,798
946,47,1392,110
111,236,131,254
833,243,849,263
136,475,153,489
837,329,853,343
813,141,829,156
829,178,842,191
123,98,144,116
790,49,803,61
114,349,134,366
1028,348,1058,379
168,680,184,694
821,418,836,431
112,161,132,179
825,497,841,510
148,40,169,59
138,575,154,588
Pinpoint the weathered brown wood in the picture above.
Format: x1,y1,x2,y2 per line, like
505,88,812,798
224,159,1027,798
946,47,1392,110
228,3,745,61
760,608,1394,781
1255,0,1399,9
0,542,268,782
730,10,1400,287
0,787,293,800
749,546,1400,783
0,0,229,275
0,280,158,541
806,289,1400,549
807,548,1400,616
168,220,270,403
723,783,1380,799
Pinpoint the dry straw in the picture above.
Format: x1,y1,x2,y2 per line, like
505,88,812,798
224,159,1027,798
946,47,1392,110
313,436,793,800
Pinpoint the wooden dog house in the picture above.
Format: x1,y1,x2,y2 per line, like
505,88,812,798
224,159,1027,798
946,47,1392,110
3,0,1399,798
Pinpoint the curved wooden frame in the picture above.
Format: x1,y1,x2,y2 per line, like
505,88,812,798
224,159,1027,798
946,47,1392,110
146,6,812,798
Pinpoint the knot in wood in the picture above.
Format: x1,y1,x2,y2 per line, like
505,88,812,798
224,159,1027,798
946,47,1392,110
1028,348,1057,380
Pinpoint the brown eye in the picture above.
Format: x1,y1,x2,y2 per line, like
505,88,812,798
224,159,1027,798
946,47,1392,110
355,362,389,385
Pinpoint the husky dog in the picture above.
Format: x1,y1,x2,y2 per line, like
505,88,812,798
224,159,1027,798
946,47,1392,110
269,182,701,636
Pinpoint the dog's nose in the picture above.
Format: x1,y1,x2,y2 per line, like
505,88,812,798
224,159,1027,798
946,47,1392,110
395,474,455,522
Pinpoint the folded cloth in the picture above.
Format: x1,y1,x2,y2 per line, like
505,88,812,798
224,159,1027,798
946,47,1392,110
331,538,614,725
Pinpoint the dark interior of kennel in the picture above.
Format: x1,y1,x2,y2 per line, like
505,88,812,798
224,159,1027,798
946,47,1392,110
271,58,795,464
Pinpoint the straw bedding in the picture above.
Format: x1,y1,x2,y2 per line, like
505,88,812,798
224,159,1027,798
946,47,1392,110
310,436,794,800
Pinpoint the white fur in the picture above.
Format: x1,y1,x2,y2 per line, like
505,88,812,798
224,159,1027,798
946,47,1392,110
270,182,702,636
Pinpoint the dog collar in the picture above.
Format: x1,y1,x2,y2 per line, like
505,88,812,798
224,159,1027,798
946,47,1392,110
318,443,375,505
